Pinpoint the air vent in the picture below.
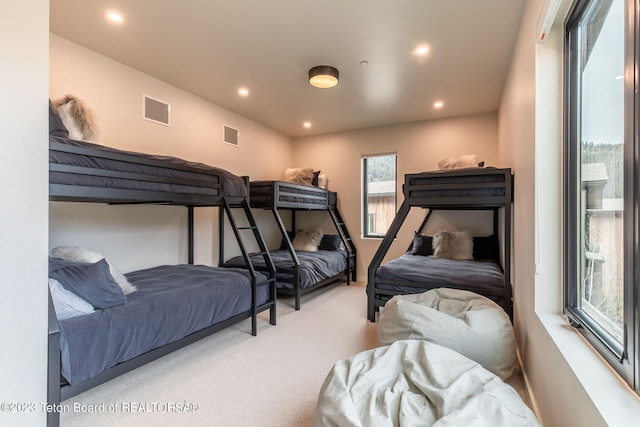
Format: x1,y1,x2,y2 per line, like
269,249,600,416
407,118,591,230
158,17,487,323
223,125,239,146
143,95,170,126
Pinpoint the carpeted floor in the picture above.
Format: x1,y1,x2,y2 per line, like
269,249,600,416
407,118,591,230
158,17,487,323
59,281,530,426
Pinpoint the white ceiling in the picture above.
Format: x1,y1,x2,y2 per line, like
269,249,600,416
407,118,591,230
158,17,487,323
50,0,526,138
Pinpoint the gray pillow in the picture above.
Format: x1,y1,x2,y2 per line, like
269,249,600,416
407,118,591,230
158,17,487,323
319,234,342,251
49,100,69,137
49,257,126,309
410,233,433,256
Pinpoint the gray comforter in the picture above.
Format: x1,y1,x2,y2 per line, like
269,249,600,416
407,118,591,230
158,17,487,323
376,254,504,296
50,136,248,198
225,250,347,290
58,264,268,385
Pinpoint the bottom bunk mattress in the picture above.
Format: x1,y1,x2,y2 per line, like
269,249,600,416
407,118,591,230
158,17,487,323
375,253,505,297
225,250,348,290
58,264,269,386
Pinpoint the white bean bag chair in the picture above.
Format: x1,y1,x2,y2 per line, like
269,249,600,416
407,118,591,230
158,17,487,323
377,288,516,380
314,340,540,427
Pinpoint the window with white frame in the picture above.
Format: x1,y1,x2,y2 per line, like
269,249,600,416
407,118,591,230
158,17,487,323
362,153,396,238
565,0,637,393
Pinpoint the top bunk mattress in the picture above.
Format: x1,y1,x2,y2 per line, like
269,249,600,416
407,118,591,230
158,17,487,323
249,180,337,209
404,167,512,208
49,136,248,203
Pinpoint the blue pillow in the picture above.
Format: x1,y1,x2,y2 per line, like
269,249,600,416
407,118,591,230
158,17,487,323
319,234,342,251
49,257,126,309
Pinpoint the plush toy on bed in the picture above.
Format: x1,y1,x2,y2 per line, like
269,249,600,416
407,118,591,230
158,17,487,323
53,94,98,142
437,154,484,170
292,228,324,251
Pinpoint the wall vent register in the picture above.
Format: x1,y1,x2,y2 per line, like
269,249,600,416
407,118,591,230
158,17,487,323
143,95,170,126
224,125,239,146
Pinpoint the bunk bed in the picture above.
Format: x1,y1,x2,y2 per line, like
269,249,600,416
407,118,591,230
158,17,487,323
47,102,276,426
367,167,513,322
222,180,357,310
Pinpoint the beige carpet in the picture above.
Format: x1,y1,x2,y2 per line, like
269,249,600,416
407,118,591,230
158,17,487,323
60,281,530,426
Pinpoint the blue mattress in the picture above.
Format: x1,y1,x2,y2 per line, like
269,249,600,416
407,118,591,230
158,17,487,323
225,250,347,290
58,264,268,385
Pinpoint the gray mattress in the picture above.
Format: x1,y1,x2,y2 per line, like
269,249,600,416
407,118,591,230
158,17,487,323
49,136,248,198
375,254,505,296
225,250,347,290
58,264,269,385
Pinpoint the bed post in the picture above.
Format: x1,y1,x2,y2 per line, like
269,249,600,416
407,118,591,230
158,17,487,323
187,206,194,264
504,173,514,319
47,288,61,427
367,201,411,321
219,205,225,266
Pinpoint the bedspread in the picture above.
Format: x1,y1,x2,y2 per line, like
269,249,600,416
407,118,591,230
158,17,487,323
225,250,347,290
375,254,504,296
58,264,268,385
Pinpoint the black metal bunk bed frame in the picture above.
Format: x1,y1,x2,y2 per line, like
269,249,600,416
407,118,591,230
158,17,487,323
47,140,276,427
221,180,357,310
367,167,513,322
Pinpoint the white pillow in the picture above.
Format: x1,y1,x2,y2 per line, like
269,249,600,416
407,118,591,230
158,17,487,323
284,167,315,185
48,278,95,320
292,229,323,251
50,246,137,294
432,230,473,260
53,95,98,141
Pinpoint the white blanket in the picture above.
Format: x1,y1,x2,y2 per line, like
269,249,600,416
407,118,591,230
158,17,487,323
314,340,540,427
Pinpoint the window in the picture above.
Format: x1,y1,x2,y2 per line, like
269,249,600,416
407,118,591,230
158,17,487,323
362,153,396,238
565,0,637,392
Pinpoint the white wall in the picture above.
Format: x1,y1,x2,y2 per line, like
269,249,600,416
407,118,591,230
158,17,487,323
500,0,640,425
0,2,49,426
292,113,500,281
49,35,293,271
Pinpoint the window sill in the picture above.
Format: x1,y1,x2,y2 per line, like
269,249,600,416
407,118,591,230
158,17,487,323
536,312,640,425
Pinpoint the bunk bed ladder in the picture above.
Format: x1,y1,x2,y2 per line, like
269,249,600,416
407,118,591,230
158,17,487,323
222,198,277,335
328,206,357,282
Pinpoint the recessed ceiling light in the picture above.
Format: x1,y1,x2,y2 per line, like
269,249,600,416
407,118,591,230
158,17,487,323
414,45,430,56
238,87,249,96
433,100,444,109
106,11,124,24
303,122,312,128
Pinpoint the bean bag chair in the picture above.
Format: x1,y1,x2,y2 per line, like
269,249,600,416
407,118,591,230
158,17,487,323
377,288,516,380
314,340,540,427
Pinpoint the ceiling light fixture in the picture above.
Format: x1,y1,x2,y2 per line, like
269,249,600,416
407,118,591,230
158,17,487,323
433,100,444,109
303,121,312,128
106,11,124,24
238,87,249,96
414,45,430,57
308,66,339,89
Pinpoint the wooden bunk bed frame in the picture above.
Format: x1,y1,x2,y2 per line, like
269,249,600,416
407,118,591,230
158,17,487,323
367,167,513,322
221,180,357,310
47,140,277,427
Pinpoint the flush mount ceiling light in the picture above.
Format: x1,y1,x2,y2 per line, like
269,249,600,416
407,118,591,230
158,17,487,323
308,66,339,89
